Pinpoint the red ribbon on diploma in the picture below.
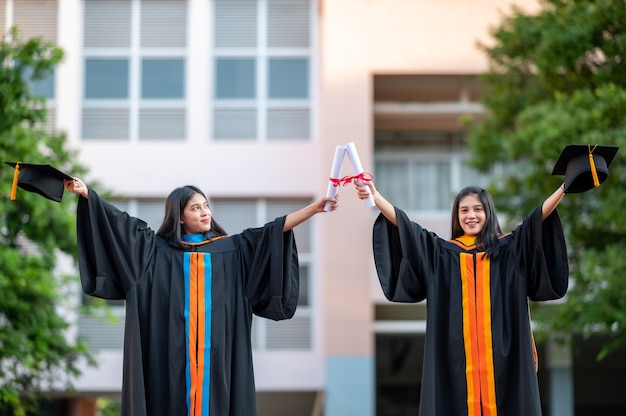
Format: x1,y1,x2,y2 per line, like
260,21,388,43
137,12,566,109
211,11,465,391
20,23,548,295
329,172,374,187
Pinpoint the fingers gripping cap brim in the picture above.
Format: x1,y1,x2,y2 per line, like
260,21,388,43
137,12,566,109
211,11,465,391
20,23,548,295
5,162,73,202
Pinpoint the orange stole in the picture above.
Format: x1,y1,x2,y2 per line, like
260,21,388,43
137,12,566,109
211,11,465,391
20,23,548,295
460,252,497,416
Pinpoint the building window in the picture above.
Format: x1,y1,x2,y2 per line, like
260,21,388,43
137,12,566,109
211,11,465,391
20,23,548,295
374,132,493,213
268,58,309,99
23,66,55,99
215,58,256,99
375,158,452,211
11,0,58,43
85,59,129,99
82,0,188,141
141,58,185,99
212,0,313,141
3,0,59,132
212,197,314,350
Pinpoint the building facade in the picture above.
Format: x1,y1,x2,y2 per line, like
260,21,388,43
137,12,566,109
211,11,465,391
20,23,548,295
3,0,626,415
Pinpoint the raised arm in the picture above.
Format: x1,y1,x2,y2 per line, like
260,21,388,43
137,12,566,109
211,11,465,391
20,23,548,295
541,183,565,220
282,196,338,232
64,178,89,199
355,180,397,226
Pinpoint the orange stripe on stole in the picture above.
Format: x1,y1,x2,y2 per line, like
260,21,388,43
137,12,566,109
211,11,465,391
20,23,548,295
476,256,497,416
528,302,539,372
460,253,498,415
460,253,481,416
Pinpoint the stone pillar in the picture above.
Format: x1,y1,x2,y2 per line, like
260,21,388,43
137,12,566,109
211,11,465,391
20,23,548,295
548,339,574,416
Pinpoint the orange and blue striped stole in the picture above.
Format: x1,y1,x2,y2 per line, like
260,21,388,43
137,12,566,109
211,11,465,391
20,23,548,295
183,234,212,416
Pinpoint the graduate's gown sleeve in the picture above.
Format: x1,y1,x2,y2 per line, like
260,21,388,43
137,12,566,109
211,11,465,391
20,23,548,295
76,189,156,300
76,190,160,416
372,206,441,302
511,206,569,300
236,215,300,321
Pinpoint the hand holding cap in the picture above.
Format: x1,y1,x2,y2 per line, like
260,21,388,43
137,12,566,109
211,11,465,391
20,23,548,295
551,144,619,193
5,162,73,202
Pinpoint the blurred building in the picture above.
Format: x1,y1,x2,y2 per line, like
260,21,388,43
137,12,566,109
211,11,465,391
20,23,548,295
3,0,626,415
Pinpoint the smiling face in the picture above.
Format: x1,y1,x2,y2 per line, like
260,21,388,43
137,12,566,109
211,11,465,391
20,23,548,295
457,193,486,236
180,193,212,235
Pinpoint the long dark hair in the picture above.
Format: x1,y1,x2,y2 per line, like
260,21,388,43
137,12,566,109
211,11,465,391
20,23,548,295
156,185,227,248
450,186,502,258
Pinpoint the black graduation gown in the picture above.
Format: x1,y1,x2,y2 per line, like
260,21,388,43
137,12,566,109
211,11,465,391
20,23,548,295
373,205,569,416
76,190,299,416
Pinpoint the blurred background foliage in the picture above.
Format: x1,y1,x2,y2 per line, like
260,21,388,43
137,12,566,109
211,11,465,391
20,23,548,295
467,0,626,359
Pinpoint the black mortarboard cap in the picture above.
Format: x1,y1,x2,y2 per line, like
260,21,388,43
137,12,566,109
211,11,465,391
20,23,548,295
5,162,73,202
551,144,619,193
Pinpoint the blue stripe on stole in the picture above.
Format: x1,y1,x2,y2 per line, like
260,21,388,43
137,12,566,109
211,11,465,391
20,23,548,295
202,254,212,415
183,253,192,414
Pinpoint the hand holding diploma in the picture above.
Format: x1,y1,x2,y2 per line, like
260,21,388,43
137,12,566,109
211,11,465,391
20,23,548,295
324,142,375,211
345,142,375,208
354,179,398,226
324,145,347,211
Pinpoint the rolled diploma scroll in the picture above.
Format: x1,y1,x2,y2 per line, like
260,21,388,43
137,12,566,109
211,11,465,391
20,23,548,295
345,142,376,208
324,145,347,212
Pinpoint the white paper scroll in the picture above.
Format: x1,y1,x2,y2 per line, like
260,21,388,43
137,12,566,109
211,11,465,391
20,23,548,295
345,142,376,208
324,142,375,211
324,145,347,212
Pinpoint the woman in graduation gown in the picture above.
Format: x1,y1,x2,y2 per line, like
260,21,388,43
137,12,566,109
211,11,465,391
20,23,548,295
64,179,338,416
355,180,568,416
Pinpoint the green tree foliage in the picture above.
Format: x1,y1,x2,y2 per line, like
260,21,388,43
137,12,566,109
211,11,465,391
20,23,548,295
0,28,91,414
467,0,626,359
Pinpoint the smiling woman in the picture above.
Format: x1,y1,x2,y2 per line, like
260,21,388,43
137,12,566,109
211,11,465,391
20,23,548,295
155,186,227,246
456,193,486,236
354,178,569,416
450,186,501,258
61,179,338,416
180,194,213,235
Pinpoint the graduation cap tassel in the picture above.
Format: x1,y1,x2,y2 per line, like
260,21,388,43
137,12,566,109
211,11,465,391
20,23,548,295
588,144,600,188
10,162,21,200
